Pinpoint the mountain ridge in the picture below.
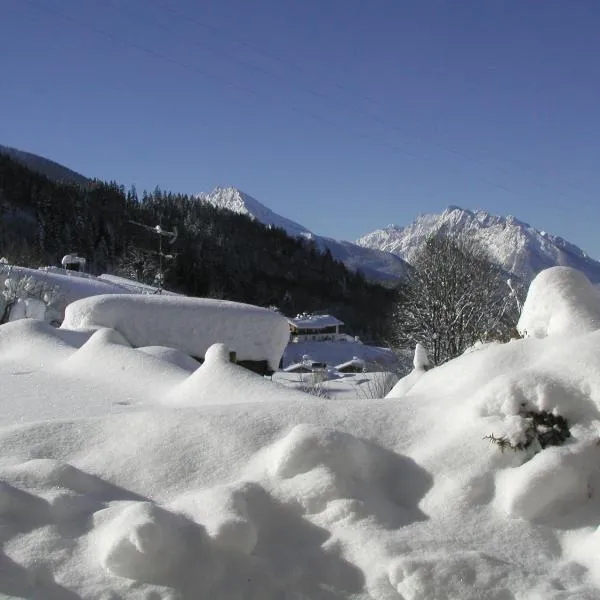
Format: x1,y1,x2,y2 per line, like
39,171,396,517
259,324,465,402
5,143,599,285
357,206,600,283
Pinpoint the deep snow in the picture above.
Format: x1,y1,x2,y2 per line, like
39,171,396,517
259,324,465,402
2,266,600,598
62,294,290,371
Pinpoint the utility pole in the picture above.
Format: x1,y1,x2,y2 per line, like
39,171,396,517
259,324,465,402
129,221,178,293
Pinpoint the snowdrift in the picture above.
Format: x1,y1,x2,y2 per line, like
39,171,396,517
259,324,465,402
518,265,600,338
2,266,600,598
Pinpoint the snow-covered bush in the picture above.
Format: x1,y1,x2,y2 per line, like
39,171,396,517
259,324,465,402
297,369,331,399
0,262,59,324
354,369,400,399
484,407,571,455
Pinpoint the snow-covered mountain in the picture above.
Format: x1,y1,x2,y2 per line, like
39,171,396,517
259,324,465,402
196,186,411,281
0,144,90,187
197,186,312,239
357,206,600,283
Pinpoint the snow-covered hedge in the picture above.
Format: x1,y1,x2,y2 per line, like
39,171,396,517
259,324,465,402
61,294,290,370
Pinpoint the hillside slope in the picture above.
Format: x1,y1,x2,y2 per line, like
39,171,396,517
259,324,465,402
0,144,90,186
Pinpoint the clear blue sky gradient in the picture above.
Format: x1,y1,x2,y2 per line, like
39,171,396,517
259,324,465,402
2,1,600,256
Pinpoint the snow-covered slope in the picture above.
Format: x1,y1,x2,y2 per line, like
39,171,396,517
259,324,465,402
357,206,600,283
197,186,411,281
0,144,90,187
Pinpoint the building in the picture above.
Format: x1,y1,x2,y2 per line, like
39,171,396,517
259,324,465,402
287,313,345,342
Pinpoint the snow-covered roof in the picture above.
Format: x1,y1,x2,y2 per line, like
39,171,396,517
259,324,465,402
61,294,290,370
334,356,366,370
282,339,398,370
283,359,327,372
287,313,344,329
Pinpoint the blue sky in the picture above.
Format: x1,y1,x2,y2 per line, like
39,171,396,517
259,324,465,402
2,0,600,256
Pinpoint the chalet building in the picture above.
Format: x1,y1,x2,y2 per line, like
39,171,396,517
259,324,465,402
287,313,345,342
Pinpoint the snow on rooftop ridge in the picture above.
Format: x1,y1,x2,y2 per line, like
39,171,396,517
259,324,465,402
357,205,600,283
288,313,344,329
61,294,290,370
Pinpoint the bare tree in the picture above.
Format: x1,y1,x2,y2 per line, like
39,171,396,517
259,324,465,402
391,235,522,365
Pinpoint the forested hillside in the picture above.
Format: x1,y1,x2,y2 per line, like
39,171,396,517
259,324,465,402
0,153,395,339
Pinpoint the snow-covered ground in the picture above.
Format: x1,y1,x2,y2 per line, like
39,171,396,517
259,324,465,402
2,266,600,598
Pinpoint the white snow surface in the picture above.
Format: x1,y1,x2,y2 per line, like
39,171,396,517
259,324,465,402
196,186,411,281
357,205,600,283
61,294,290,370
4,269,600,598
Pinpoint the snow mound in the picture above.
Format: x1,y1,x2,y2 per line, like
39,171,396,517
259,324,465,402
250,423,432,520
165,343,309,406
413,343,431,370
518,266,600,338
495,440,600,521
94,501,191,581
387,550,562,600
62,294,290,370
137,346,201,372
61,327,190,396
0,317,90,364
387,344,432,398
171,482,259,555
